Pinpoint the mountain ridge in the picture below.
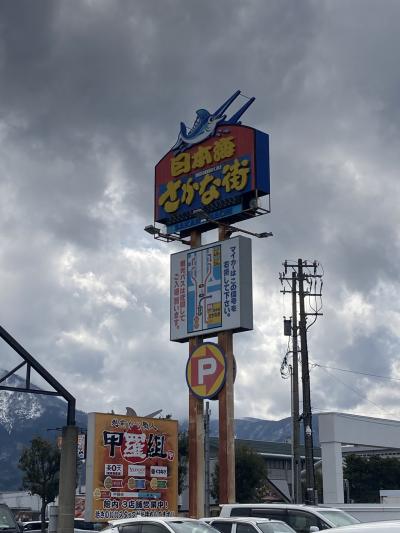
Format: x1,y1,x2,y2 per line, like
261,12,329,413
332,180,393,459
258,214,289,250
0,370,87,490
0,371,319,491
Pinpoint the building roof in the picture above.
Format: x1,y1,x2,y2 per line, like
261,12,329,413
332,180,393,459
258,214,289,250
209,437,321,458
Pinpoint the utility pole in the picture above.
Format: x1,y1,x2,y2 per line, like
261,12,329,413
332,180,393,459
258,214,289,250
291,272,301,503
298,259,315,505
279,259,323,505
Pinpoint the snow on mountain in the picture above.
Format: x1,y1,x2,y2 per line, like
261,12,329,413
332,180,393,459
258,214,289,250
0,369,87,491
0,371,46,432
0,389,43,433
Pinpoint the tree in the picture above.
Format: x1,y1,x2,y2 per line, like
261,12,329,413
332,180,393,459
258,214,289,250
19,437,60,530
344,454,400,503
211,444,268,503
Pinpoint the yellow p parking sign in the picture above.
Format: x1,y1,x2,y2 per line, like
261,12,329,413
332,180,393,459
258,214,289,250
186,342,226,399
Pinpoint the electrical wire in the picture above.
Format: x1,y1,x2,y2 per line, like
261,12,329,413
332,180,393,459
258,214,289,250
314,365,397,418
280,337,292,379
311,362,400,383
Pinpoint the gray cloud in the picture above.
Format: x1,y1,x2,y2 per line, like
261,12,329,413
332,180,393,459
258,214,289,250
0,0,400,422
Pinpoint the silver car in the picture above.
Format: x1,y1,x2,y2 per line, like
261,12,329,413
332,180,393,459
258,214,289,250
327,523,400,533
219,504,360,532
103,517,219,533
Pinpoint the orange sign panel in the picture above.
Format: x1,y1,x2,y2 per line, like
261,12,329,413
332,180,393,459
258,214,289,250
85,413,178,521
186,342,226,399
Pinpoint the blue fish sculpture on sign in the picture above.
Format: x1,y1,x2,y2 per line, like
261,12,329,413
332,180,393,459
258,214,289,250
172,90,255,154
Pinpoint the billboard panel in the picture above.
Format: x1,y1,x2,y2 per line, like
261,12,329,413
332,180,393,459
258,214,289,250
85,413,178,521
155,124,269,234
170,236,252,341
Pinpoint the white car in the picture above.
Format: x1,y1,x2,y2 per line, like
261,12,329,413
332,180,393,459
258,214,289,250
219,504,360,532
22,522,48,532
103,517,219,533
327,522,400,533
202,516,296,533
73,519,104,531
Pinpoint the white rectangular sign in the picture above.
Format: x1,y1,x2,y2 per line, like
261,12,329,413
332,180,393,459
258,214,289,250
105,463,123,476
170,236,253,342
128,464,146,477
150,465,168,478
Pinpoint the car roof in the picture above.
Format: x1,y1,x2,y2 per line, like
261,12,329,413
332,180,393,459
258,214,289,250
221,504,339,511
202,518,281,524
220,504,347,515
110,518,204,526
328,522,400,532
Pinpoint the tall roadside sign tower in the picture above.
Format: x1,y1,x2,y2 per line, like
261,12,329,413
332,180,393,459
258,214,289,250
147,90,271,516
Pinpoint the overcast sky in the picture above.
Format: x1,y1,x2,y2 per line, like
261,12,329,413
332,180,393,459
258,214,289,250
1,0,400,425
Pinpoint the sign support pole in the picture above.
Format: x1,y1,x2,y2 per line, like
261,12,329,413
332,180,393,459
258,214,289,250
188,230,205,517
58,425,78,533
218,225,236,503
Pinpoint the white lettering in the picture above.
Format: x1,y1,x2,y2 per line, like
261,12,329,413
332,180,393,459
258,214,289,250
198,357,216,384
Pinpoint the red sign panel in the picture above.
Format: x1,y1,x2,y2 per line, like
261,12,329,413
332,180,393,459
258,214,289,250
155,125,269,232
85,414,178,521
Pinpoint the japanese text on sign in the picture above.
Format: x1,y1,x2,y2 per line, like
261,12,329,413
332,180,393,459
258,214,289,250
85,414,178,522
173,259,186,332
170,236,253,342
159,157,250,213
223,245,238,317
170,137,236,176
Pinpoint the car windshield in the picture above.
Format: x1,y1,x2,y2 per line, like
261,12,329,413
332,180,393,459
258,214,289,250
74,521,103,531
168,522,219,533
256,522,294,533
317,511,359,527
0,508,17,530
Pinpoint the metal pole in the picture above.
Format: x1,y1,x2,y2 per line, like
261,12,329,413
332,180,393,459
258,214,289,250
291,272,301,503
290,367,295,501
298,259,315,504
57,425,78,533
204,401,210,517
188,230,205,517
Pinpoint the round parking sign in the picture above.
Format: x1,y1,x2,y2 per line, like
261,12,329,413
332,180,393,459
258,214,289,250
186,342,226,399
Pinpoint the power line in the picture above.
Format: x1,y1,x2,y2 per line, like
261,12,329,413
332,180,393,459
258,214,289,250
315,365,394,417
311,362,400,383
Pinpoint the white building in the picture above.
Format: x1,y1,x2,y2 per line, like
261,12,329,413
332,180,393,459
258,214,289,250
0,491,41,521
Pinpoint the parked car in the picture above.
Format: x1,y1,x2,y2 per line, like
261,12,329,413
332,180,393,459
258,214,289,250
103,517,219,533
74,519,104,531
0,503,20,533
219,504,360,533
327,522,400,533
22,522,48,532
21,518,101,533
202,516,296,533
